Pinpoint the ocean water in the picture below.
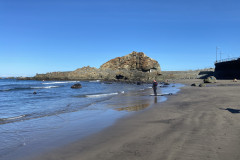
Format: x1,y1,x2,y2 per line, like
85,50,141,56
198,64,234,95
0,79,183,160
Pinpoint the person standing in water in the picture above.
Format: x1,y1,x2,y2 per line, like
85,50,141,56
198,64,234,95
152,80,158,96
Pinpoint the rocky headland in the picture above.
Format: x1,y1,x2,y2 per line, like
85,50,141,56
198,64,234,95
31,51,214,82
34,51,162,82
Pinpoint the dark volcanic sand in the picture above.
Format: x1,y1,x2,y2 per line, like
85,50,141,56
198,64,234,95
27,80,240,160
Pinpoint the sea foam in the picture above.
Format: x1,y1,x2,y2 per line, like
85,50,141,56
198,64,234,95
42,81,79,85
31,86,60,89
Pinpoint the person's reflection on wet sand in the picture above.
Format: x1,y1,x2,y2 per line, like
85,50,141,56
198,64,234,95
154,96,157,103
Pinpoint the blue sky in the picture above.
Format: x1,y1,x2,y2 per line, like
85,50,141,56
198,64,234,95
1,0,240,77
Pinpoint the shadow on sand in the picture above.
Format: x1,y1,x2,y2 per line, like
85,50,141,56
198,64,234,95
220,108,240,114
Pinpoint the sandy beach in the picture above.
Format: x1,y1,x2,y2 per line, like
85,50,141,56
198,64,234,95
28,79,240,160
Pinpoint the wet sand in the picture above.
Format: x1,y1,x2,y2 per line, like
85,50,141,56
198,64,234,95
29,80,240,160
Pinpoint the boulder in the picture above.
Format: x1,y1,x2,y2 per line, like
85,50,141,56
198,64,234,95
159,85,167,88
71,83,82,89
136,82,141,85
199,83,206,87
204,76,217,83
164,82,170,85
191,83,198,87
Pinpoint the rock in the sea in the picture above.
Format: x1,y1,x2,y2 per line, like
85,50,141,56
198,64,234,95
136,82,141,85
204,76,217,83
191,83,198,86
159,85,167,88
71,83,82,89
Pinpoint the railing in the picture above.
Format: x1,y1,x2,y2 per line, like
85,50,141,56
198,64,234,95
215,57,240,64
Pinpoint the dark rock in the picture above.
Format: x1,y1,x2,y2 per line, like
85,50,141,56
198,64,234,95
204,76,217,83
164,82,170,85
33,92,37,94
191,83,198,86
136,82,141,85
159,85,167,88
71,83,82,89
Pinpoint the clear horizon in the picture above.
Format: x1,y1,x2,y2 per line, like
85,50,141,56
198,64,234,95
1,0,240,77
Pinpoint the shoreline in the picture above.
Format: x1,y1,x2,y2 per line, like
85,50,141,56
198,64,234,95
27,79,240,160
1,81,181,160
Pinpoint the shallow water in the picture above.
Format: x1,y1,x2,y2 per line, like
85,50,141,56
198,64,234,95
0,79,183,160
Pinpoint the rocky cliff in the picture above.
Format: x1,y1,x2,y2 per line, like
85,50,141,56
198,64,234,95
34,51,162,82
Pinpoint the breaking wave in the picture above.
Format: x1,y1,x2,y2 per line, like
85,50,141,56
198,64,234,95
0,115,27,124
86,91,124,98
0,87,31,92
42,81,79,85
89,80,100,82
31,86,60,89
0,86,60,92
86,93,118,98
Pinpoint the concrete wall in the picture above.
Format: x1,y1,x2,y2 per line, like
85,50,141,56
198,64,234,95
215,58,240,79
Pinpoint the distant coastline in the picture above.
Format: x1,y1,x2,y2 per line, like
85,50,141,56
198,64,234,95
1,69,214,83
2,51,214,83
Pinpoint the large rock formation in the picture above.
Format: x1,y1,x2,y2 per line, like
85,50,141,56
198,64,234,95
100,51,161,81
101,51,161,72
34,51,161,82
